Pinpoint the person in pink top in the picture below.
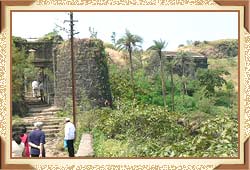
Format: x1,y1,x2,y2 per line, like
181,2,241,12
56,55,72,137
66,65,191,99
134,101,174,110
19,126,30,157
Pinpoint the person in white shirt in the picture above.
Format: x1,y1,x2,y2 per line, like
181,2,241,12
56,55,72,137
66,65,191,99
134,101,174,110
64,118,75,157
12,133,24,157
32,80,39,97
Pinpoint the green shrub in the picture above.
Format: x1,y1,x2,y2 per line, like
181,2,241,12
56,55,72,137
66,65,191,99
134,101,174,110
214,39,238,58
91,99,237,157
173,95,196,113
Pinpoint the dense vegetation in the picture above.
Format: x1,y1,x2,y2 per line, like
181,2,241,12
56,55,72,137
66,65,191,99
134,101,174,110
12,36,37,117
74,38,238,157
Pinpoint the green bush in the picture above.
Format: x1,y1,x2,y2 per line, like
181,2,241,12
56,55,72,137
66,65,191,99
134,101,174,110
214,39,238,58
56,98,73,117
89,99,237,157
90,99,191,156
173,95,196,113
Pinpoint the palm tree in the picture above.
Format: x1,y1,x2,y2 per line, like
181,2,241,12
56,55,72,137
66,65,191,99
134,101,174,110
148,39,168,107
116,29,143,98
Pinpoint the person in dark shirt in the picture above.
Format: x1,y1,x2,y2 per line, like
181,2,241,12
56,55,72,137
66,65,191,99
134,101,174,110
28,122,46,157
39,82,45,103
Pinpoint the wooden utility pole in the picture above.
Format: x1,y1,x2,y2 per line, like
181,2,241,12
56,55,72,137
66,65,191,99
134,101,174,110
65,12,78,127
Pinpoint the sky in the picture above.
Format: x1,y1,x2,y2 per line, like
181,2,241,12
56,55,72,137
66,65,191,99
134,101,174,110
12,12,238,51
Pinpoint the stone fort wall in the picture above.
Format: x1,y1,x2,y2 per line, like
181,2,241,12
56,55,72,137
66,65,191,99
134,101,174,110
54,38,112,109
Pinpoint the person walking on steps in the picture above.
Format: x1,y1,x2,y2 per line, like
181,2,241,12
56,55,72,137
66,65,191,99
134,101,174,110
64,118,75,157
19,126,30,157
39,82,45,103
12,132,25,157
31,80,39,98
28,122,46,157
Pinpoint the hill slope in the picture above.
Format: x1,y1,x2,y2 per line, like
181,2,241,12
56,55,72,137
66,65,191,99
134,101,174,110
178,39,238,58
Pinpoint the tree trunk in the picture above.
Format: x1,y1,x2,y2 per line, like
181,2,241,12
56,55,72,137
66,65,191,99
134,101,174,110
184,80,187,95
128,46,135,98
181,59,186,98
159,52,167,107
170,66,175,111
139,53,143,68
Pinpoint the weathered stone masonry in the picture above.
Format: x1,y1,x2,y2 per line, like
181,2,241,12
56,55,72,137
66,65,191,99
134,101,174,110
54,38,112,109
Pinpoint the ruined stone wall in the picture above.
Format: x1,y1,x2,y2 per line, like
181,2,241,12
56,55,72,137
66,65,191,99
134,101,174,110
145,54,208,77
54,38,112,109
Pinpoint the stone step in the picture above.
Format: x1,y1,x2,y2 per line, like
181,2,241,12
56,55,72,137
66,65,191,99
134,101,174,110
22,116,64,121
22,119,61,124
45,138,65,146
13,128,62,138
23,116,64,121
14,122,64,127
28,109,58,113
45,133,58,138
25,97,43,100
45,138,64,144
28,111,55,117
27,104,50,108
25,97,46,102
13,124,63,132
12,132,59,138
26,125,62,131
21,120,64,126
25,99,44,103
28,106,62,113
27,128,61,134
25,97,42,101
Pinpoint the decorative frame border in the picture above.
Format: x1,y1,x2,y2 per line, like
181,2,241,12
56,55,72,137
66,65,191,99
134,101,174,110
0,0,249,169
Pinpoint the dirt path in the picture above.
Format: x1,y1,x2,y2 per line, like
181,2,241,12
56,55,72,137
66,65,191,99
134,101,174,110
76,133,94,157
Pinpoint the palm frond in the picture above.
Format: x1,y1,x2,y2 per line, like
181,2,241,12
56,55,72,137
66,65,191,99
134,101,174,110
147,39,168,52
116,29,143,51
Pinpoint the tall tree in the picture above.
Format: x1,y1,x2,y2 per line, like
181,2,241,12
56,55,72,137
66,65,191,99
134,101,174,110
133,48,144,68
197,68,229,95
166,57,177,111
39,30,63,44
116,29,143,98
12,37,38,101
176,51,195,97
148,39,168,107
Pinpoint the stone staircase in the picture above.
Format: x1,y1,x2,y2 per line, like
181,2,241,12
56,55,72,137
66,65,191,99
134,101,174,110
12,95,68,157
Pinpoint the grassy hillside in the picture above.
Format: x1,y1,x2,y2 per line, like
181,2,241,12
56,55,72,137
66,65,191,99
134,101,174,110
208,57,238,91
178,39,238,58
